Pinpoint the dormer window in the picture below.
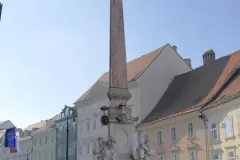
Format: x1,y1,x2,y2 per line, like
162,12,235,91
61,112,65,118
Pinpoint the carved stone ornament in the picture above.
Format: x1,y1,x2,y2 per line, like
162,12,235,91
115,105,138,123
131,141,151,160
93,137,118,160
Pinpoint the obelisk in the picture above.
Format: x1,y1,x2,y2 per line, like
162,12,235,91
107,0,137,159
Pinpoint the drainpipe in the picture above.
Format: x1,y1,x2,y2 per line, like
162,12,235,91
199,110,209,160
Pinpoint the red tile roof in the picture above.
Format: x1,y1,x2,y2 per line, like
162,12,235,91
140,50,240,126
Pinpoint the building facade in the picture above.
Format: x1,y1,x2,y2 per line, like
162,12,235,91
31,115,60,160
74,44,192,160
138,50,240,160
56,106,77,160
0,136,32,160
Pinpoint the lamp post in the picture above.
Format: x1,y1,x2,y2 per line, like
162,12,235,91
64,105,77,160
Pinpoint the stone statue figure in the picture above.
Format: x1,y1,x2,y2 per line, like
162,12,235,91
93,137,118,160
132,141,151,160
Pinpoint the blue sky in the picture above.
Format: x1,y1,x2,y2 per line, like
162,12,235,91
0,0,239,129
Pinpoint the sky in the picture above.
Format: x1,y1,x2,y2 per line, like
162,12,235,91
0,0,239,129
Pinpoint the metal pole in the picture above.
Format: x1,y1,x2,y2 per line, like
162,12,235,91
66,116,69,160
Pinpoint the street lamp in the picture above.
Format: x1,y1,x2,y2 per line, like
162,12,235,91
64,105,77,160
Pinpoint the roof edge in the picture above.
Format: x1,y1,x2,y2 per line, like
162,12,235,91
139,50,240,127
133,43,169,80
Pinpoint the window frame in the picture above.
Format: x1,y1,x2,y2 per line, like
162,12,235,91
45,136,47,144
158,155,164,160
172,152,178,160
188,151,196,160
92,120,96,130
227,148,235,160
143,133,149,143
171,126,177,141
211,151,221,160
156,129,163,144
210,123,219,140
224,117,233,139
187,122,194,138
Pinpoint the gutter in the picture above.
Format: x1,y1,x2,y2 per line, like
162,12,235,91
138,105,203,129
198,110,209,160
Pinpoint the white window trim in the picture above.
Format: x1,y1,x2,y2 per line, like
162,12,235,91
210,123,219,140
187,122,194,138
237,113,240,135
156,129,163,144
172,152,178,160
188,151,196,160
227,148,236,160
211,151,221,160
224,117,233,139
171,126,177,141
143,133,149,143
157,155,164,160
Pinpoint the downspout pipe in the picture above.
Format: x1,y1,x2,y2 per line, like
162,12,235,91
198,110,209,160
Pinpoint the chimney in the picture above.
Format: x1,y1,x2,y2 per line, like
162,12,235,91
172,45,177,52
203,49,215,65
184,58,192,68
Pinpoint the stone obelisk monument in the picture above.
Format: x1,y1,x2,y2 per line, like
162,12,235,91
107,0,138,159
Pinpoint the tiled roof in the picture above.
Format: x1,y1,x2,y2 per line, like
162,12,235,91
0,120,7,126
205,69,240,109
32,114,60,134
74,44,169,104
141,54,230,124
24,120,46,131
141,50,240,125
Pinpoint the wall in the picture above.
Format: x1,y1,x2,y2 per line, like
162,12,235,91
32,128,56,160
138,111,206,160
0,136,32,160
205,97,240,160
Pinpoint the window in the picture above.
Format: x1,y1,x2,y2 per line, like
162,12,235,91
45,137,47,144
86,142,90,154
210,123,218,139
189,151,196,160
45,152,47,160
92,120,96,130
86,121,90,131
51,136,54,143
225,118,233,138
211,151,220,160
144,133,148,142
40,138,42,146
158,155,163,160
171,127,177,141
51,152,54,160
172,152,178,160
157,130,162,144
227,149,235,160
79,145,82,155
188,122,194,137
34,139,37,146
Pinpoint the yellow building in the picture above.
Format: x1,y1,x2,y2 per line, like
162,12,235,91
138,49,240,160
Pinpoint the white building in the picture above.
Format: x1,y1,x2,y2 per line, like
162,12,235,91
31,114,60,160
0,136,32,160
74,44,192,160
0,120,47,160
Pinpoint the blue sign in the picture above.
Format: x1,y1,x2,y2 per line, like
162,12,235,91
4,127,16,148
